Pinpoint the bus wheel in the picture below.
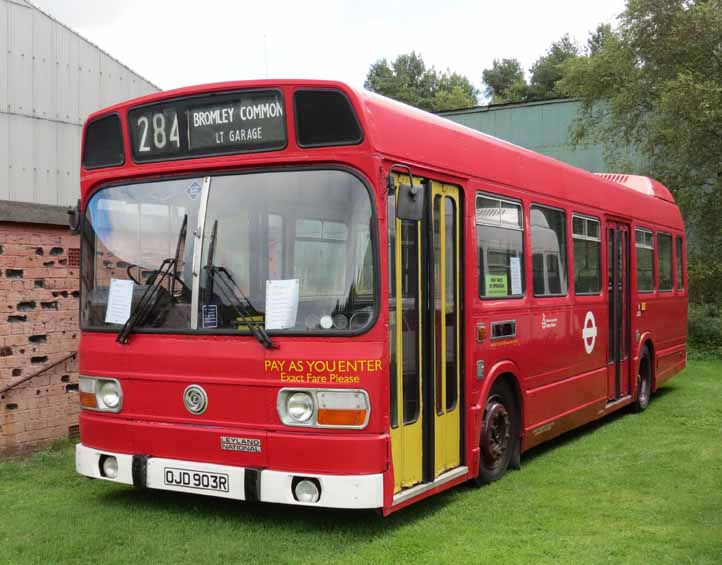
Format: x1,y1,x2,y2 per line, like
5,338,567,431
475,381,518,486
633,347,652,412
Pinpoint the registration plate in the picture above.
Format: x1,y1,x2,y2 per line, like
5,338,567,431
163,467,229,493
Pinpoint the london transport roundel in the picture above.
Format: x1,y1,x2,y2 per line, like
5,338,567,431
583,311,598,354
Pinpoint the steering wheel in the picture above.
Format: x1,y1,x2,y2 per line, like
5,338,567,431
126,263,143,285
126,264,191,296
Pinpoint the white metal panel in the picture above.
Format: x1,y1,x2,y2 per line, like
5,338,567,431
0,1,9,112
0,0,159,206
0,113,8,200
56,123,79,206
99,53,116,109
33,118,57,204
32,7,56,120
8,114,34,202
7,0,33,115
78,39,100,122
55,24,80,124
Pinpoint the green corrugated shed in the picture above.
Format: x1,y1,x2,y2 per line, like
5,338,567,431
439,98,610,173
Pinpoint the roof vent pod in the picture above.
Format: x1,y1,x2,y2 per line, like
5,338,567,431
595,173,676,202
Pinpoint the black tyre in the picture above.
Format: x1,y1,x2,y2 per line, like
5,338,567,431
633,346,652,413
475,380,519,486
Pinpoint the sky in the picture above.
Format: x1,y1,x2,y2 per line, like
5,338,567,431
32,0,627,99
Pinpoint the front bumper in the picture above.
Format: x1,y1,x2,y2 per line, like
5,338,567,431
75,443,384,509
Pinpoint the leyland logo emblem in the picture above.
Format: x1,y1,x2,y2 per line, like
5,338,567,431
183,385,208,415
583,311,598,354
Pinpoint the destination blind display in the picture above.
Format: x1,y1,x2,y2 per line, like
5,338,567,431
128,90,286,161
188,92,285,151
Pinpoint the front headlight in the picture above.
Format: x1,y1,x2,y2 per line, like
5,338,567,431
99,381,121,409
79,377,123,413
287,392,314,423
277,388,369,429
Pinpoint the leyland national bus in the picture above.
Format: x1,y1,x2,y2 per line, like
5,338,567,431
73,80,687,515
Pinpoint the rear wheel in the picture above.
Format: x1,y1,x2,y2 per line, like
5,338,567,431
634,346,652,412
475,380,519,486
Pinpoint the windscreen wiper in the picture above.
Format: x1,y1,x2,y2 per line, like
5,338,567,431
206,265,278,349
116,257,176,344
204,219,277,349
117,215,188,345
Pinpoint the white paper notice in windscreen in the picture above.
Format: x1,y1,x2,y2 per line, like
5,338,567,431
264,279,300,330
105,278,134,324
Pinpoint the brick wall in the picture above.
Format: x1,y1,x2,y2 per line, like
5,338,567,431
0,222,80,455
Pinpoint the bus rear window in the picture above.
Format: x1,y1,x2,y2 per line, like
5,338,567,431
476,194,524,298
676,236,684,289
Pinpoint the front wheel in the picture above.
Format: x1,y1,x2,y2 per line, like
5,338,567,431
633,347,652,413
475,381,519,486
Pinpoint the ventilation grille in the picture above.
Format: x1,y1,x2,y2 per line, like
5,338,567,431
67,248,80,267
597,173,630,184
68,424,80,439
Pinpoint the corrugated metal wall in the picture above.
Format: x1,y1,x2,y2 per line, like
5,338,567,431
0,0,159,207
440,99,610,173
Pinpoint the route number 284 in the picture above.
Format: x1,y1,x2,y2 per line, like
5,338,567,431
136,111,180,153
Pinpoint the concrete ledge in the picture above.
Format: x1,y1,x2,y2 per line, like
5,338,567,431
0,200,71,226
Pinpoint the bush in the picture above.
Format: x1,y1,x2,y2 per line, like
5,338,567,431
688,258,722,306
688,303,722,358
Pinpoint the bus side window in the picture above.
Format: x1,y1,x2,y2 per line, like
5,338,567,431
675,236,684,290
635,228,654,292
475,193,524,299
657,232,673,292
572,215,601,295
530,205,568,297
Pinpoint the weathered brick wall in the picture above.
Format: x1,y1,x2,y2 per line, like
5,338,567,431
0,222,80,455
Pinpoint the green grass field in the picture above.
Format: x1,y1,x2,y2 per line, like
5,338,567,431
1,360,721,564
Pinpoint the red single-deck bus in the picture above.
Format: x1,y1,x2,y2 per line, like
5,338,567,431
74,80,687,514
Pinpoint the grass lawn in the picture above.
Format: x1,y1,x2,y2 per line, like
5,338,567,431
1,360,721,564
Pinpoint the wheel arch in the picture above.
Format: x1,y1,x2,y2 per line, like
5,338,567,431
477,360,524,441
637,333,656,391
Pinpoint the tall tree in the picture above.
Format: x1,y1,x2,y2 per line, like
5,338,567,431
482,58,528,103
560,0,722,302
586,23,614,55
365,52,477,111
528,34,580,99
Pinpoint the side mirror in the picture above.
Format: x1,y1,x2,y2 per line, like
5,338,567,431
67,199,82,235
396,182,424,221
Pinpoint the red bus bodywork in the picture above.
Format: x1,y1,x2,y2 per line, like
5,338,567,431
76,80,687,514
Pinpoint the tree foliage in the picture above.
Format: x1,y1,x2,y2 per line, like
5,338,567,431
559,0,722,306
482,58,528,103
528,34,580,99
586,23,614,56
480,35,581,104
364,52,478,112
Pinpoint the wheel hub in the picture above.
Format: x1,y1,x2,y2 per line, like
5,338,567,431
481,401,511,467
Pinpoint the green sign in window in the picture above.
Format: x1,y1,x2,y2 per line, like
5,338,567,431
485,274,508,297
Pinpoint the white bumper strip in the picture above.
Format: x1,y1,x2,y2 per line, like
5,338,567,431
260,470,384,509
75,444,384,509
75,443,134,485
